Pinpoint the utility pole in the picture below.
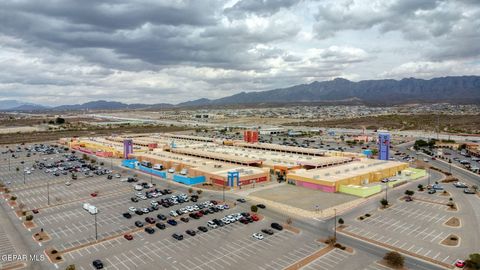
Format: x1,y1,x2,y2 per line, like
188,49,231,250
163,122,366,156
428,168,431,186
150,172,153,185
23,170,26,185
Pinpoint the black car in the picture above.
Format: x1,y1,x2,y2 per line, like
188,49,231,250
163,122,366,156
156,222,166,230
92,259,104,269
167,219,177,226
107,175,113,180
189,213,199,219
256,204,266,209
122,212,132,219
172,233,183,240
145,217,156,224
236,198,246,203
135,221,144,227
271,222,283,231
145,227,155,234
131,197,139,203
180,217,189,223
198,226,208,232
261,229,274,235
135,210,144,215
157,214,167,220
186,230,196,236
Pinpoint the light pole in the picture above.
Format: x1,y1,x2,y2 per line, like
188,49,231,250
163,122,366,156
222,181,225,203
334,208,337,242
428,168,431,186
94,212,98,241
47,179,50,205
385,182,388,202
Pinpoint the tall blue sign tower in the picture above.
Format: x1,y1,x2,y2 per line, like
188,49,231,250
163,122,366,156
378,131,390,160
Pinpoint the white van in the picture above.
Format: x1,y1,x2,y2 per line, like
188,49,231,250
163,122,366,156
134,184,143,191
82,203,98,214
153,164,163,171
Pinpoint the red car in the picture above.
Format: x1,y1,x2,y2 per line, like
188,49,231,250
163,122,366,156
32,209,39,214
455,260,465,268
90,192,98,197
124,234,133,241
251,214,259,221
196,211,203,217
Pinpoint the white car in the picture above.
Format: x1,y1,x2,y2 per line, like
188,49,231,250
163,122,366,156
252,233,264,240
221,217,230,224
141,208,149,213
128,207,137,212
170,210,178,217
207,221,218,229
168,168,175,173
134,185,143,191
114,174,121,178
150,200,158,206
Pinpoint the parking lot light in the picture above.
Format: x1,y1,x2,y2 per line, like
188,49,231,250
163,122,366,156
94,212,98,241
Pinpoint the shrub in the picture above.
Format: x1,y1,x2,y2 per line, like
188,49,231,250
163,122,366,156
196,190,203,195
51,250,58,254
359,216,364,220
10,196,17,201
188,188,193,194
380,199,389,208
338,218,344,225
250,205,258,213
383,251,404,268
340,246,346,250
450,236,458,241
66,265,76,270
365,213,371,217
334,243,342,248
56,256,62,260
25,215,33,221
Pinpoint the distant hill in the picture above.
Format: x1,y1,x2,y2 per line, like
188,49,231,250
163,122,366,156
3,76,480,112
180,76,480,106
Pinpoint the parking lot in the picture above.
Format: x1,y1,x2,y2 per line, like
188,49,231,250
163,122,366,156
63,215,319,270
341,187,464,265
301,248,352,270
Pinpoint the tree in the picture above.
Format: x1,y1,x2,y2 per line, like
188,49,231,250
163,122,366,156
465,253,480,269
55,117,65,125
338,218,344,225
472,185,479,192
404,190,415,196
16,167,19,172
383,251,404,268
25,215,33,221
66,265,76,270
188,188,193,194
251,205,258,213
380,198,389,208
90,159,96,164
286,217,293,225
196,190,203,196
417,184,424,191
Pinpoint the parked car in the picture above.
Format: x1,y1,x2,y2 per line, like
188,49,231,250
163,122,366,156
464,188,476,194
236,198,246,203
167,219,178,226
157,214,167,220
271,223,283,231
145,227,155,234
455,259,466,268
122,213,132,219
156,222,166,230
252,233,264,240
198,226,208,232
172,233,183,240
256,204,266,209
92,259,104,269
124,234,133,241
186,229,196,236
261,229,274,235
145,217,156,224
180,217,189,223
428,189,436,194
134,221,144,227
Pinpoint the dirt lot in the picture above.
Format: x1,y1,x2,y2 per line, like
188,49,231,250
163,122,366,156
291,114,480,134
0,125,186,144
249,184,358,211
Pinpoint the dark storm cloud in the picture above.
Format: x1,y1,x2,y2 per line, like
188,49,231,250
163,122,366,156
225,0,303,18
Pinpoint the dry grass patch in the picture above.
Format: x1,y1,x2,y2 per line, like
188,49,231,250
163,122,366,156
444,217,460,227
441,234,459,246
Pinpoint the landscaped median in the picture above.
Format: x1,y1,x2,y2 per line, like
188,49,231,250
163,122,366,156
337,226,455,269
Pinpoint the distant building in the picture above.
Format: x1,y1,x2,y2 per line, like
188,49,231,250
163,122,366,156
378,131,390,160
243,130,259,143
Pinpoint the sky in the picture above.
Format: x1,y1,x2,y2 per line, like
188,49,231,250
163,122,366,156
0,0,479,106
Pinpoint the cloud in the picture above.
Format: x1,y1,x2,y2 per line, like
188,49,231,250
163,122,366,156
0,0,478,105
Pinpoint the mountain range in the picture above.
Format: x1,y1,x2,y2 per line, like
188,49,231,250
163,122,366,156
3,76,480,111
